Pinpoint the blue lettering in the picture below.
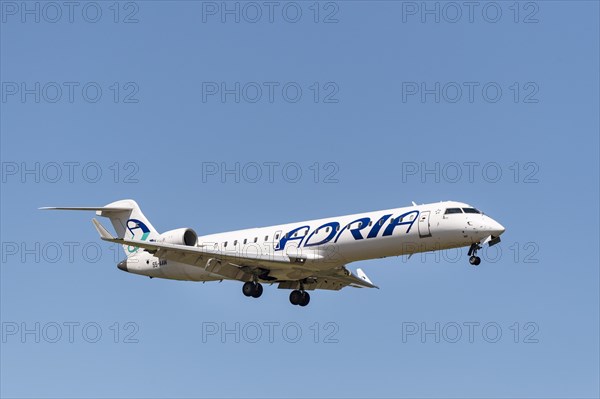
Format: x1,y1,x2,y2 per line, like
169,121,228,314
382,210,419,236
367,214,393,238
277,210,420,250
276,225,310,251
334,217,371,243
304,222,339,247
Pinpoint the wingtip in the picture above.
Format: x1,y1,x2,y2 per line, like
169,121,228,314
356,268,378,288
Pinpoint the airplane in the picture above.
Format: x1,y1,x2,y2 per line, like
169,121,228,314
41,199,505,307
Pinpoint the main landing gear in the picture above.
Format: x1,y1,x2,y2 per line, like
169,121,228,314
241,281,311,306
468,243,481,266
242,281,263,298
289,290,310,307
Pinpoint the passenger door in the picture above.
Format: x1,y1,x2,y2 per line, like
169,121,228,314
418,211,432,238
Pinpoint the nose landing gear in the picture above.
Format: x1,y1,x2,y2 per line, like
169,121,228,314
468,243,481,266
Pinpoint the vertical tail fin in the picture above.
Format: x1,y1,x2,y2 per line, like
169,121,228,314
40,199,159,256
98,200,159,256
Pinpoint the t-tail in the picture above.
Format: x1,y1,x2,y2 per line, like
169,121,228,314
40,199,159,256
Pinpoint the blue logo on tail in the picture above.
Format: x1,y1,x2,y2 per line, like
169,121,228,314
126,218,150,253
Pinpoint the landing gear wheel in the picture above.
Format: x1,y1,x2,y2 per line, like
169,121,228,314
298,291,310,307
469,256,481,266
289,290,303,305
251,283,263,298
242,282,256,297
468,243,482,266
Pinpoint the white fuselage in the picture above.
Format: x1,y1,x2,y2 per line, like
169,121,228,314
122,201,505,282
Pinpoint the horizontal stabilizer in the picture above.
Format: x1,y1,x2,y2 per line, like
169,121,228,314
41,199,157,257
39,206,133,212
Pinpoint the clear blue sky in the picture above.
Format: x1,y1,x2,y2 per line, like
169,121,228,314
1,1,598,398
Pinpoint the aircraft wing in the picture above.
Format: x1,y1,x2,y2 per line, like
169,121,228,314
93,218,297,267
92,219,377,290
277,267,379,291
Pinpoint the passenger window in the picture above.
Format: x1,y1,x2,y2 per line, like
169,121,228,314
264,235,268,241
369,221,373,227
444,208,463,214
234,240,237,246
224,241,227,248
275,233,280,240
243,238,247,244
254,237,257,243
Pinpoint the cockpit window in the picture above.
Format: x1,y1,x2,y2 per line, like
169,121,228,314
462,208,481,214
444,208,463,214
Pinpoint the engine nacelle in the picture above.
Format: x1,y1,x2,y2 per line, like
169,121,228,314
157,228,198,247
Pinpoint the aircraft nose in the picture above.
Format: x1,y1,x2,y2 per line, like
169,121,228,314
117,259,128,272
487,219,506,236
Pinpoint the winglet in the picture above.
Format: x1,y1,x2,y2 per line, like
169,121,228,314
92,218,116,241
357,268,378,289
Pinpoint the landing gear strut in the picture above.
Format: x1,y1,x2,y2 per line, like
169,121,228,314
468,243,481,266
242,281,263,298
289,290,310,306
